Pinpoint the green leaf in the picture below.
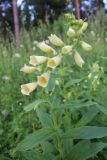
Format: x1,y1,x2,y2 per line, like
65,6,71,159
63,138,73,155
63,126,107,139
54,101,96,113
24,99,48,112
47,75,55,91
22,151,52,160
15,127,56,151
41,141,56,154
64,79,82,89
0,155,11,160
36,109,53,127
75,107,99,127
96,104,107,115
69,101,96,113
66,140,107,160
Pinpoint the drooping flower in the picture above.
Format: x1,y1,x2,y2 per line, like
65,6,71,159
21,82,38,95
67,27,76,38
30,56,47,66
80,41,92,51
37,41,55,54
62,45,72,54
47,55,61,69
74,51,85,67
48,34,64,47
20,65,40,74
37,72,50,87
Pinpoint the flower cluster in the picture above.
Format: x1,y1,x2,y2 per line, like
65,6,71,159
20,14,92,95
20,35,64,95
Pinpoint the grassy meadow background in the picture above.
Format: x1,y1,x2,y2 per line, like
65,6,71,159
0,10,107,159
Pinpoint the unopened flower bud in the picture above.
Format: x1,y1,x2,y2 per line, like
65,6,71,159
67,27,76,38
30,56,47,66
48,34,64,47
20,65,40,74
62,45,72,54
74,51,85,68
37,41,55,54
80,41,92,51
81,22,88,31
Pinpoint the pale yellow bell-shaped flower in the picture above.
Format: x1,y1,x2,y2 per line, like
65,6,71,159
21,82,38,95
74,51,85,68
48,34,64,47
62,45,72,54
67,27,76,38
37,41,55,54
37,72,50,87
80,41,92,51
81,22,88,31
20,65,39,74
47,55,61,69
30,56,47,66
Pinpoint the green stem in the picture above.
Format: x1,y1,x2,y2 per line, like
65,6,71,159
50,105,64,159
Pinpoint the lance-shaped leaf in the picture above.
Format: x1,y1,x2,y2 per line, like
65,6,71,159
24,99,48,112
63,126,107,139
15,127,56,151
66,140,107,160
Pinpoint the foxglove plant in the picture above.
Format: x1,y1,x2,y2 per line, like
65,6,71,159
15,14,107,160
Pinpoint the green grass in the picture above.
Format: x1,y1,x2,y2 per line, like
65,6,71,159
0,11,107,159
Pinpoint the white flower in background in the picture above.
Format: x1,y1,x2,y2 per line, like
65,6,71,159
33,40,38,45
90,31,95,36
2,75,10,81
55,80,60,85
20,65,40,74
1,110,8,117
47,55,61,69
20,44,24,48
67,27,76,38
80,41,92,51
14,53,21,58
32,46,36,51
30,56,47,66
37,41,55,54
48,34,65,47
62,45,72,54
105,37,107,42
21,82,38,95
37,72,50,87
3,51,7,57
88,73,92,79
74,51,85,68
